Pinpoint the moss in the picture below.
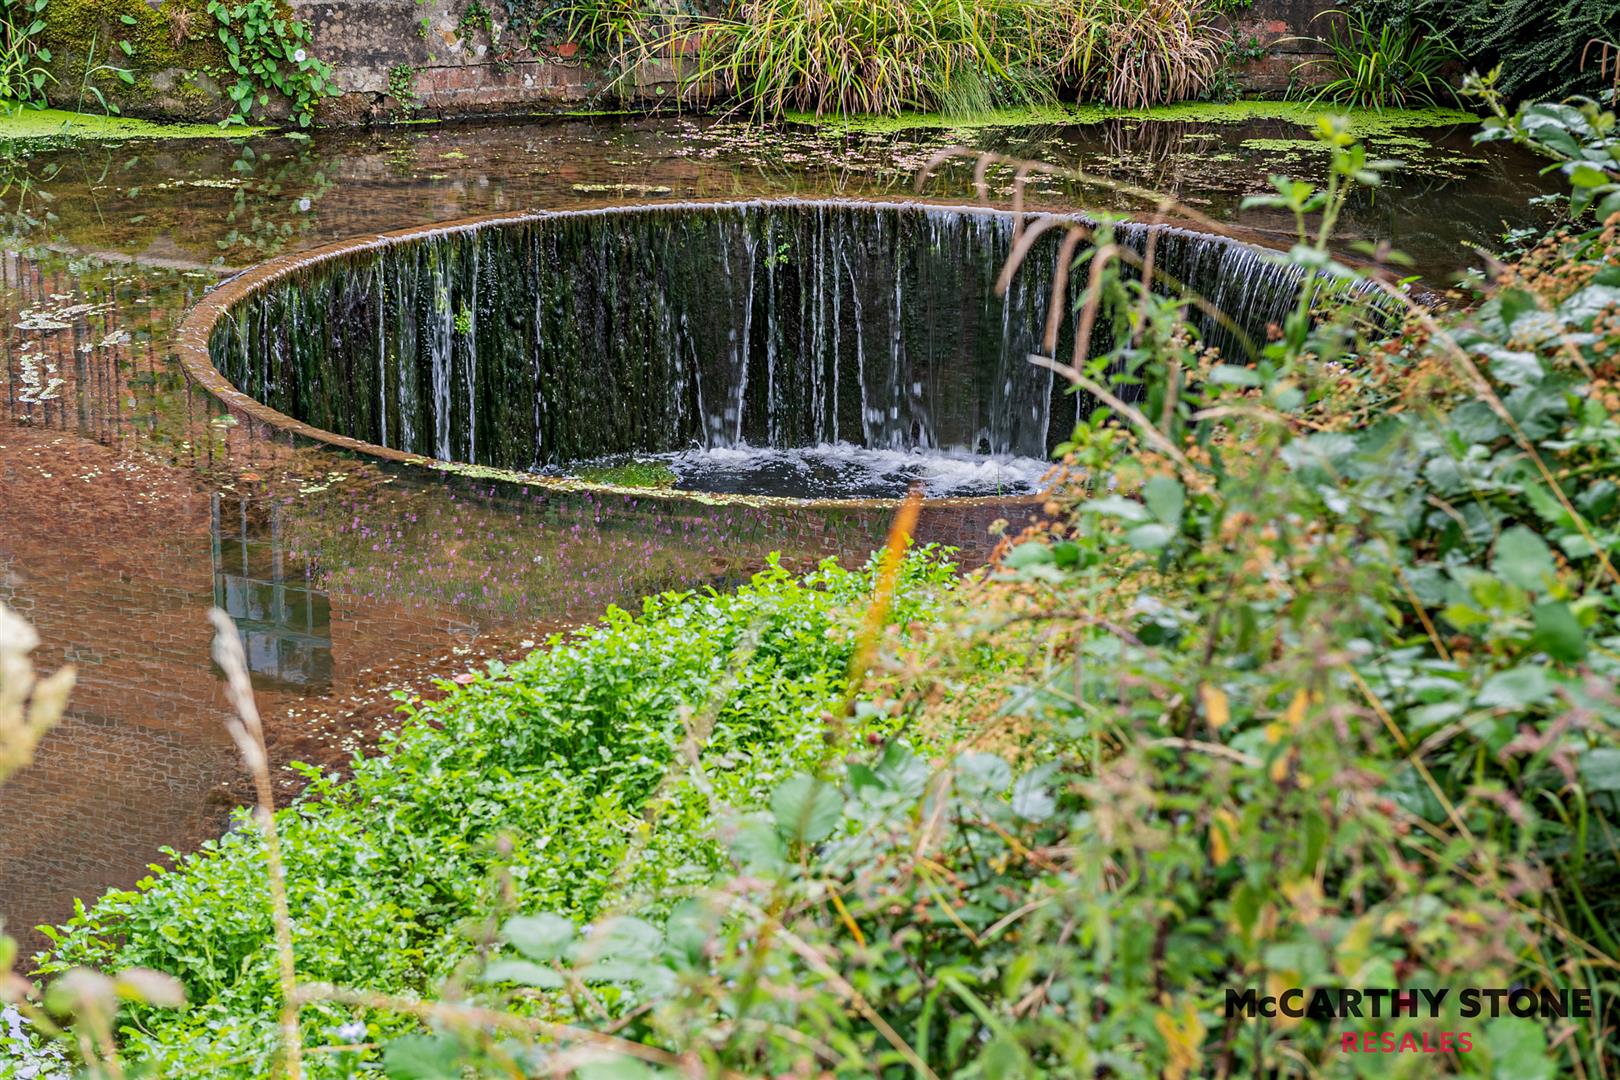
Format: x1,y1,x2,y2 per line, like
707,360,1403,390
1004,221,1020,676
40,0,229,119
787,100,1482,136
0,104,262,141
572,460,679,489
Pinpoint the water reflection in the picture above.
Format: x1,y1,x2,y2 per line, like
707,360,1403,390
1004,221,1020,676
212,495,333,693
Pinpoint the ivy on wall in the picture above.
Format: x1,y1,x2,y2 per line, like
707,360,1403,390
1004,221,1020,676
206,0,334,126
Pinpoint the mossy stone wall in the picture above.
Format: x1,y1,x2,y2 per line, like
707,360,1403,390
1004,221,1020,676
40,0,240,121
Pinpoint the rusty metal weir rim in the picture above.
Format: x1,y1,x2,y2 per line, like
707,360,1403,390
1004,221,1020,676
173,194,1279,511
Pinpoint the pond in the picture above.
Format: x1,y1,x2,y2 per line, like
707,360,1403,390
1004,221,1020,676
0,108,1552,949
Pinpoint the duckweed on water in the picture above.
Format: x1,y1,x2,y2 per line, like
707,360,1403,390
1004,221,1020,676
788,100,1480,136
0,106,266,142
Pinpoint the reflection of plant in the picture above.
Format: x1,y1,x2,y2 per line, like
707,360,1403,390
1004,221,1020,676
1298,11,1459,110
216,141,334,258
206,0,336,127
73,30,136,116
0,142,60,244
0,0,52,103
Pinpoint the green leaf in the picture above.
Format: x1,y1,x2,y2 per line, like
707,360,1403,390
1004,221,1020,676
1142,475,1184,527
1568,162,1610,189
1208,364,1263,387
1002,542,1051,569
1531,601,1587,662
1010,765,1056,822
1124,523,1175,552
480,959,563,988
1578,748,1620,794
957,752,1012,797
588,917,661,961
502,913,574,961
873,741,929,798
382,1034,464,1080
1492,526,1556,591
1476,665,1556,709
576,1059,656,1080
1086,494,1151,522
727,813,785,873
771,773,842,843
1484,1016,1554,1080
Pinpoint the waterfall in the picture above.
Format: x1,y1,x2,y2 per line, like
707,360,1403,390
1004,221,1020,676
209,200,1384,475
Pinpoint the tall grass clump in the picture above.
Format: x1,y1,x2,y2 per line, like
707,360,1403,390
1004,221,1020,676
666,0,1226,120
1298,10,1461,109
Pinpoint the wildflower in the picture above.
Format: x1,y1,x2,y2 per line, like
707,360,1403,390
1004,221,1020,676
293,48,307,63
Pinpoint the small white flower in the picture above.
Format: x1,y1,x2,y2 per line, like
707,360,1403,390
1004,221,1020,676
297,197,311,211
335,1020,366,1042
292,48,307,63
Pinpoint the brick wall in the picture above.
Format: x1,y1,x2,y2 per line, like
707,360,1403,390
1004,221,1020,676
1221,0,1337,95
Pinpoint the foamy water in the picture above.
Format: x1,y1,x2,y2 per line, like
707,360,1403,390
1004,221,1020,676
579,443,1052,499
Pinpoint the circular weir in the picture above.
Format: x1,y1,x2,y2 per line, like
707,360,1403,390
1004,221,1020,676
187,199,1364,501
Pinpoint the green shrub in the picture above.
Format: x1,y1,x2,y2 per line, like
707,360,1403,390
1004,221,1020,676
1299,10,1461,109
386,116,1620,1077
1343,0,1620,101
31,551,969,1075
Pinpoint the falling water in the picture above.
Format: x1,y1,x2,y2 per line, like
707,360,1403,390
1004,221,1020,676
209,200,1382,482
